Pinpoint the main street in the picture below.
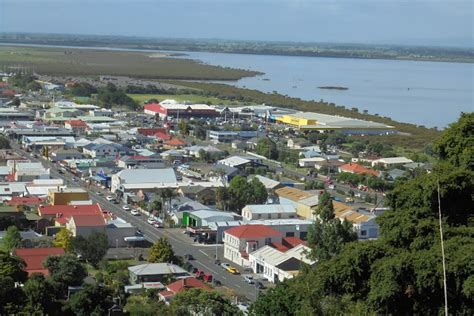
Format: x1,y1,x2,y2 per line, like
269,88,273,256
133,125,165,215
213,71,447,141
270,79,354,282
11,143,263,302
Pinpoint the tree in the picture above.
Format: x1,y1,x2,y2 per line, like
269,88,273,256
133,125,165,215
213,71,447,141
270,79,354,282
255,137,278,159
0,251,27,283
434,112,473,169
148,237,175,263
170,288,241,316
0,276,24,315
71,232,108,267
1,226,21,252
307,192,357,261
0,136,10,149
26,81,42,91
22,274,56,315
194,125,207,140
125,294,169,316
53,228,73,250
63,284,114,316
227,176,268,212
10,97,21,106
216,187,230,211
44,255,87,289
179,120,189,135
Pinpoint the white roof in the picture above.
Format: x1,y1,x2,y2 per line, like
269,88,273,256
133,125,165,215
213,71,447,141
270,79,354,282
373,157,414,164
218,156,251,167
250,244,315,267
128,263,187,276
299,157,326,162
243,204,296,215
159,99,214,111
117,168,177,185
253,175,281,189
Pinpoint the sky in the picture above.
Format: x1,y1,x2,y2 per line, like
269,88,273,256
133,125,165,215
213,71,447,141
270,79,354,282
1,0,473,47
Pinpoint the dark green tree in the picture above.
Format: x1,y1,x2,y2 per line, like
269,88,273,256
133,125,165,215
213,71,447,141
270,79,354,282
1,225,22,252
0,135,10,149
63,284,114,316
44,255,87,290
0,251,27,283
170,288,241,316
71,231,108,267
227,176,268,212
255,137,278,159
22,274,57,315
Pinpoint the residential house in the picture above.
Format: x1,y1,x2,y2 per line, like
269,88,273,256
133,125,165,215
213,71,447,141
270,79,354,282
177,186,216,205
224,224,283,267
13,247,65,276
231,140,247,150
64,119,88,135
164,138,186,149
184,145,224,159
338,163,381,177
371,157,414,168
333,203,379,239
128,263,189,284
49,148,84,162
65,212,107,237
159,277,210,302
298,157,326,168
287,138,310,149
83,143,120,159
242,204,297,221
275,186,321,220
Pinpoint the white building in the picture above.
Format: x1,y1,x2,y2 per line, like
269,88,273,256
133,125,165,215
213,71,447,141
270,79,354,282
111,168,178,194
334,209,379,239
241,204,297,221
371,157,414,168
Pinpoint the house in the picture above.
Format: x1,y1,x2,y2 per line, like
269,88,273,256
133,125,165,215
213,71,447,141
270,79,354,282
298,157,326,168
231,140,247,150
338,163,381,177
250,175,284,192
106,218,139,247
13,161,50,181
177,186,216,205
66,213,107,237
159,277,210,302
387,168,407,181
224,224,283,267
371,157,414,168
144,100,218,119
83,143,120,159
117,155,164,169
217,155,263,170
241,204,297,221
287,138,310,149
4,196,45,207
64,119,88,135
275,186,321,220
333,204,379,239
137,127,168,137
184,145,224,159
13,247,65,276
111,168,177,195
164,138,186,149
0,205,24,220
49,148,84,162
249,242,315,283
48,188,89,205
38,203,103,226
128,263,189,284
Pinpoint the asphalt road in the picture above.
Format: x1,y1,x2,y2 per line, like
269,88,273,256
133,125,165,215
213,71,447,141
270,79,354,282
11,143,263,302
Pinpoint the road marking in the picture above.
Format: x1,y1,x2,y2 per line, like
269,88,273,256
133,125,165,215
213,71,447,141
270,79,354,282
234,284,241,288
199,250,209,257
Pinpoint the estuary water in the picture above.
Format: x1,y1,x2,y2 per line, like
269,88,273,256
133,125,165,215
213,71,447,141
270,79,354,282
180,51,473,128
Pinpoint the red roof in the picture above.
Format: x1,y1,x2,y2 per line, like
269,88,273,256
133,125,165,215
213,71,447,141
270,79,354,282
165,138,186,146
226,224,282,239
39,204,102,217
282,237,306,249
2,89,16,96
0,82,9,87
65,119,88,128
340,163,380,177
155,132,171,141
167,277,210,294
69,214,106,227
13,247,65,276
144,103,162,113
5,196,45,206
270,242,289,252
138,127,167,136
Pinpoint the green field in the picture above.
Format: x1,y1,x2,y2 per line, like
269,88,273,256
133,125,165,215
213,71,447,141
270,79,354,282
0,46,259,80
128,93,249,105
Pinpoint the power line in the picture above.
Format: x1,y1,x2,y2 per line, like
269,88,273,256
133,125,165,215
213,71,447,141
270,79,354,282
437,180,448,316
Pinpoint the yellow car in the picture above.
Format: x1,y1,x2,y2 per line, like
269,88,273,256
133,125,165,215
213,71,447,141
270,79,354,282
226,266,240,274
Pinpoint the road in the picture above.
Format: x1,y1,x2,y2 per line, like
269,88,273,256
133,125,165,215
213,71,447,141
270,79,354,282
11,143,263,302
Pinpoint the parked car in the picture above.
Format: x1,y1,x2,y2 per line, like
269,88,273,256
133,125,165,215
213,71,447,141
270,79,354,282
214,259,221,266
184,254,194,261
147,217,156,224
203,274,213,283
96,192,103,196
131,209,140,216
106,196,115,201
153,222,162,228
195,269,205,279
122,205,131,211
243,275,255,284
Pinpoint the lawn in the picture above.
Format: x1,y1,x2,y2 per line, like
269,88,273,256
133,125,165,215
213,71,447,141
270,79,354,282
127,93,245,105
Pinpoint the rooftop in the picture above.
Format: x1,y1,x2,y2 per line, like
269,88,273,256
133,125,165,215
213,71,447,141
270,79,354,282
13,247,65,276
128,263,188,276
225,224,282,239
243,204,296,214
167,277,210,294
116,168,177,184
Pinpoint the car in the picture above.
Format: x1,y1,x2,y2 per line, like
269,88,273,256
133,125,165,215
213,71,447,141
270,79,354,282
106,196,115,201
122,205,131,211
112,199,119,204
96,192,103,196
214,259,221,266
221,263,230,270
256,281,266,289
203,274,213,283
194,269,205,279
243,275,255,284
226,266,239,275
184,254,194,261
147,217,156,224
153,222,162,228
57,169,64,174
131,209,140,216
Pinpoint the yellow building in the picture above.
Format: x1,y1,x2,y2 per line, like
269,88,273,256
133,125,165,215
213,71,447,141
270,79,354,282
276,114,317,128
275,186,320,220
48,188,89,205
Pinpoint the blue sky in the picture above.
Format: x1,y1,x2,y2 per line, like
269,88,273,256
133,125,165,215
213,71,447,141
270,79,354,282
1,0,472,47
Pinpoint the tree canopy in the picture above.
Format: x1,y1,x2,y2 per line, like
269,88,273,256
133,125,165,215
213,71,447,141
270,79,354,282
255,137,278,160
1,226,22,252
170,288,241,316
71,231,108,267
225,176,268,212
44,255,87,290
148,237,175,263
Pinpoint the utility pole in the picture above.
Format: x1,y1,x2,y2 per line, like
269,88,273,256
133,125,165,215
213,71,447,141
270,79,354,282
437,180,448,316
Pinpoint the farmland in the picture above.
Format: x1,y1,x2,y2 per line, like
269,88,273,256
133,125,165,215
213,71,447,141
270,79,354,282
0,46,260,80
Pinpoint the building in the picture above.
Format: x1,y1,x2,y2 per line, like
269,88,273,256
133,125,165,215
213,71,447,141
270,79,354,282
276,111,395,133
48,188,89,205
159,277,210,302
224,224,283,267
64,119,88,135
217,155,263,170
371,157,414,168
333,205,379,239
209,130,258,143
339,163,381,177
65,212,107,237
106,218,138,247
182,210,236,227
250,175,284,192
275,186,321,220
241,204,297,221
177,186,216,205
83,143,120,159
144,100,218,118
298,157,327,168
38,203,103,228
13,162,50,182
111,168,177,194
49,148,84,162
117,155,164,169
13,247,65,276
249,243,315,283
128,263,189,284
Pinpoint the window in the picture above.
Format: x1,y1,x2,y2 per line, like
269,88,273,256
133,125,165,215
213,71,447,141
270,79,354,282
257,214,262,219
277,213,282,219
299,232,307,240
267,214,271,219
265,238,271,245
361,230,367,236
286,232,295,237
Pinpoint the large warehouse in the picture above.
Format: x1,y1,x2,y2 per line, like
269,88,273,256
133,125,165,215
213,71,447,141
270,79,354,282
276,112,395,134
144,99,218,119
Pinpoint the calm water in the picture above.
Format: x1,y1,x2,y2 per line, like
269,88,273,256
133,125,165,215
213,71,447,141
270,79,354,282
181,51,473,128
